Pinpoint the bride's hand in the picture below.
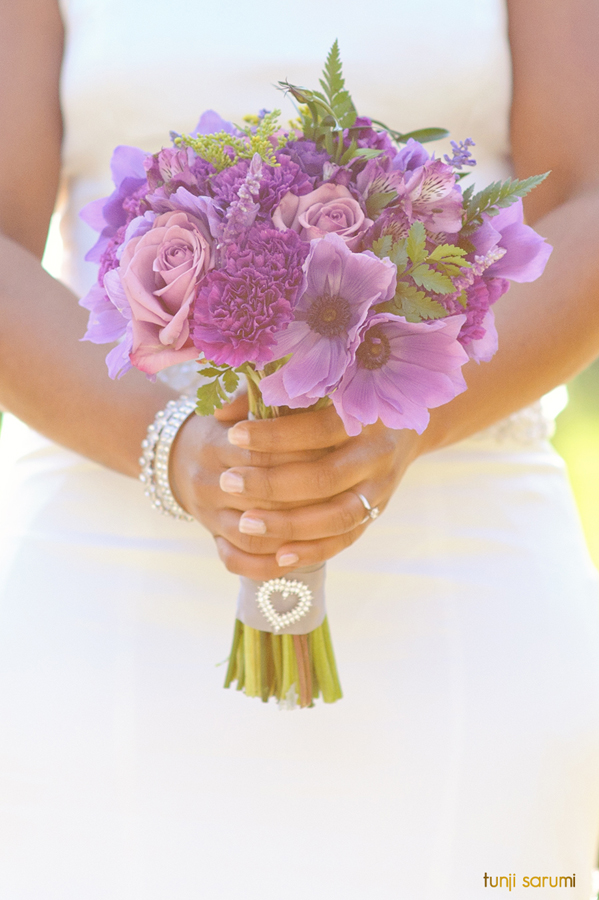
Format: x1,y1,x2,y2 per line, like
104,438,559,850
206,404,422,580
168,393,329,560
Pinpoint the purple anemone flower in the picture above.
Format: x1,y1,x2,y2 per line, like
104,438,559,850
259,233,396,408
332,313,469,435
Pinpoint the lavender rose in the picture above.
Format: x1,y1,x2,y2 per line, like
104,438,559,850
116,209,214,374
272,183,372,250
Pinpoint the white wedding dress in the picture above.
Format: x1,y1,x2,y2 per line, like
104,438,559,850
1,1,599,898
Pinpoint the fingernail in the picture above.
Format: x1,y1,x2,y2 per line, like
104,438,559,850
220,471,244,494
228,425,250,447
277,552,299,567
239,516,266,535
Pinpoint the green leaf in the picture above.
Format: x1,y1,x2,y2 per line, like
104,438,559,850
464,172,550,227
371,235,393,259
428,243,468,262
319,39,357,129
389,239,408,270
196,379,225,416
406,221,427,265
365,190,397,219
197,365,223,379
396,127,450,144
411,264,456,294
223,369,240,394
461,184,475,206
339,138,358,166
354,147,384,159
394,283,449,321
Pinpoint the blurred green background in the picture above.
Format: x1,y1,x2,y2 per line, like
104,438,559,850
552,359,599,569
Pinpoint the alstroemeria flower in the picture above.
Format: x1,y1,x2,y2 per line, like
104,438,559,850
273,183,371,250
259,233,396,408
333,313,469,435
403,158,463,233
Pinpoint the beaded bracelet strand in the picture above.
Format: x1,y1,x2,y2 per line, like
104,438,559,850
139,396,197,522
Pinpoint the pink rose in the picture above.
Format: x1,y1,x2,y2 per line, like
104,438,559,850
272,183,372,250
119,210,213,374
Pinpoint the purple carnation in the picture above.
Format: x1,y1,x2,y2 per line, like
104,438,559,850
278,140,330,178
211,154,313,215
192,226,308,367
350,117,397,160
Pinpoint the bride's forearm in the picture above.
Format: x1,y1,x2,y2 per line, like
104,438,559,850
0,234,176,476
420,188,599,453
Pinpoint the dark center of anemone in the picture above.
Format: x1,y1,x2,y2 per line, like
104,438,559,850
356,325,391,370
306,293,351,337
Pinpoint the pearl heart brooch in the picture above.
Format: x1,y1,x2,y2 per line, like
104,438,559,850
255,577,313,632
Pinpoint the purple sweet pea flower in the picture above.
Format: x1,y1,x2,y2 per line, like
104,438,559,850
80,145,149,264
190,110,237,137
259,233,396,408
471,198,552,282
332,313,468,435
391,139,430,174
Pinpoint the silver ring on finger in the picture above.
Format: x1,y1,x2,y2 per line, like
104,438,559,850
354,492,380,525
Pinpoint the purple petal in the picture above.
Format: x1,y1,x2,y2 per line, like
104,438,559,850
105,324,134,379
191,110,236,136
464,310,498,362
482,200,552,282
110,145,148,188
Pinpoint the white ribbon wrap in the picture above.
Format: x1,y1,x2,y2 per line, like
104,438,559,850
236,563,326,635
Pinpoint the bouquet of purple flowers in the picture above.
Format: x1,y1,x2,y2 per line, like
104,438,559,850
81,43,551,708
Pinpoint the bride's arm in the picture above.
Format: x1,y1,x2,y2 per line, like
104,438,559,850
212,0,599,578
0,2,299,546
0,0,181,472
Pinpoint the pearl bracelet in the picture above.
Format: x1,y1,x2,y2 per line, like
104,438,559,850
139,396,197,522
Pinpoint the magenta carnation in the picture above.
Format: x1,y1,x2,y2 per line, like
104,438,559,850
332,313,469,435
192,226,308,367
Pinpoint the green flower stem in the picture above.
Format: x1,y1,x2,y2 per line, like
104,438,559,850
224,619,243,688
271,634,283,696
321,617,343,702
310,619,342,703
259,630,269,702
